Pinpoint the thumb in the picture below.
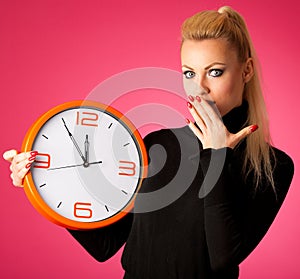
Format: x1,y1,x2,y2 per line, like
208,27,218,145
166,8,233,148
230,125,258,148
3,149,18,162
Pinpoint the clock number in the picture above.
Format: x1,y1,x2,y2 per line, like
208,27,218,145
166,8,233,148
118,160,136,176
76,111,98,127
74,202,93,219
33,153,51,169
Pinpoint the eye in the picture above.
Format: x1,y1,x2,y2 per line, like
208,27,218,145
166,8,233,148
208,69,224,77
183,70,196,79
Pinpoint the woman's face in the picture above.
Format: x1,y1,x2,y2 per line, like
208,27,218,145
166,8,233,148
181,38,250,116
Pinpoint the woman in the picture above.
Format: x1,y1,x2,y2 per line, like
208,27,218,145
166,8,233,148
3,6,294,279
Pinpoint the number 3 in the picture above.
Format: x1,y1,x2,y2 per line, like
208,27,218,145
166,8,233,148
118,160,136,176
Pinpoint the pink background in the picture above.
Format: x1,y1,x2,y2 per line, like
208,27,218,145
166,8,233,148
0,0,299,278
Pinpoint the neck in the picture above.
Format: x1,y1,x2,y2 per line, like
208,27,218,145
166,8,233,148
222,101,249,133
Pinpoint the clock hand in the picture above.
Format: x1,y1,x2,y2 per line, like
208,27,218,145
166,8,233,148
62,118,86,163
47,160,102,171
84,134,89,167
89,160,102,165
48,163,84,171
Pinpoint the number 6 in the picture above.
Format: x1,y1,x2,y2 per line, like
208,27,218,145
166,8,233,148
74,202,93,219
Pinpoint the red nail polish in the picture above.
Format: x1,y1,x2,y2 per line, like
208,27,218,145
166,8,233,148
185,118,190,124
30,151,38,156
195,96,201,102
29,156,36,161
188,95,194,102
26,163,32,169
250,125,258,133
187,102,193,108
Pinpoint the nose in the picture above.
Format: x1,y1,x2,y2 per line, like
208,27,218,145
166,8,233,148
198,75,210,94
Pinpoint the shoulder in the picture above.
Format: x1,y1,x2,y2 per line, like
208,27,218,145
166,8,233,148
142,126,198,168
143,125,193,150
143,128,175,146
269,146,294,199
271,146,294,178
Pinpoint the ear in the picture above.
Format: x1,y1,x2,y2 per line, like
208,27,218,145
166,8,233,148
243,58,254,83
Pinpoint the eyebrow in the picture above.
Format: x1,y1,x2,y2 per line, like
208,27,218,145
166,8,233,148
182,62,226,71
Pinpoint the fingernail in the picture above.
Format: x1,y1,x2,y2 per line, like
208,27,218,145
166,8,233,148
195,96,201,102
185,118,190,124
26,163,32,169
187,102,193,108
188,95,194,102
29,155,36,161
250,125,258,133
30,151,38,156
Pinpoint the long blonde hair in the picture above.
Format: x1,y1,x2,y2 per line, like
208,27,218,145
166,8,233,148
181,6,275,192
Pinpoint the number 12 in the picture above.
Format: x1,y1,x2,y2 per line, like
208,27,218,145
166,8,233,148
76,111,98,127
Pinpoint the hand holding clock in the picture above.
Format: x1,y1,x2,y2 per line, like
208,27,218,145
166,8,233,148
3,149,37,187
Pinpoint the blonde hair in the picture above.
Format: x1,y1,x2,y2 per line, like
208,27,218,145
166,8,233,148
181,6,275,193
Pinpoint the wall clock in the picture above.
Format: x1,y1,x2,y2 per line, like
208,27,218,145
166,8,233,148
22,100,147,230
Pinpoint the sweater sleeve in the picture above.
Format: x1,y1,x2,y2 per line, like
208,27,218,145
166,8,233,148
200,147,294,272
67,212,133,262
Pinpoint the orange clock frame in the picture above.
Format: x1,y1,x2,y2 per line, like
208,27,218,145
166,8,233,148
21,100,148,230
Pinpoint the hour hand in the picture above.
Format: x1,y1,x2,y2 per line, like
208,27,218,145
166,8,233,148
62,118,86,163
84,134,89,167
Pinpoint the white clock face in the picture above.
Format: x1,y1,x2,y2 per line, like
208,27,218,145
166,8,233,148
30,106,143,223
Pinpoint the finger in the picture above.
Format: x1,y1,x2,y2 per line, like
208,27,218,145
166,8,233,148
11,159,33,187
11,173,24,187
191,97,212,126
3,149,18,162
11,152,29,174
197,96,222,123
186,118,204,142
235,124,259,140
187,101,207,132
13,152,30,164
17,163,32,182
10,151,37,187
14,157,32,173
231,124,258,148
12,151,38,165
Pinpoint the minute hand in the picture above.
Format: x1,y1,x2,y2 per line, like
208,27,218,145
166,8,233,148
62,118,86,163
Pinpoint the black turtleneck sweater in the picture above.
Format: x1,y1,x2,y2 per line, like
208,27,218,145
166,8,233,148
69,102,294,279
